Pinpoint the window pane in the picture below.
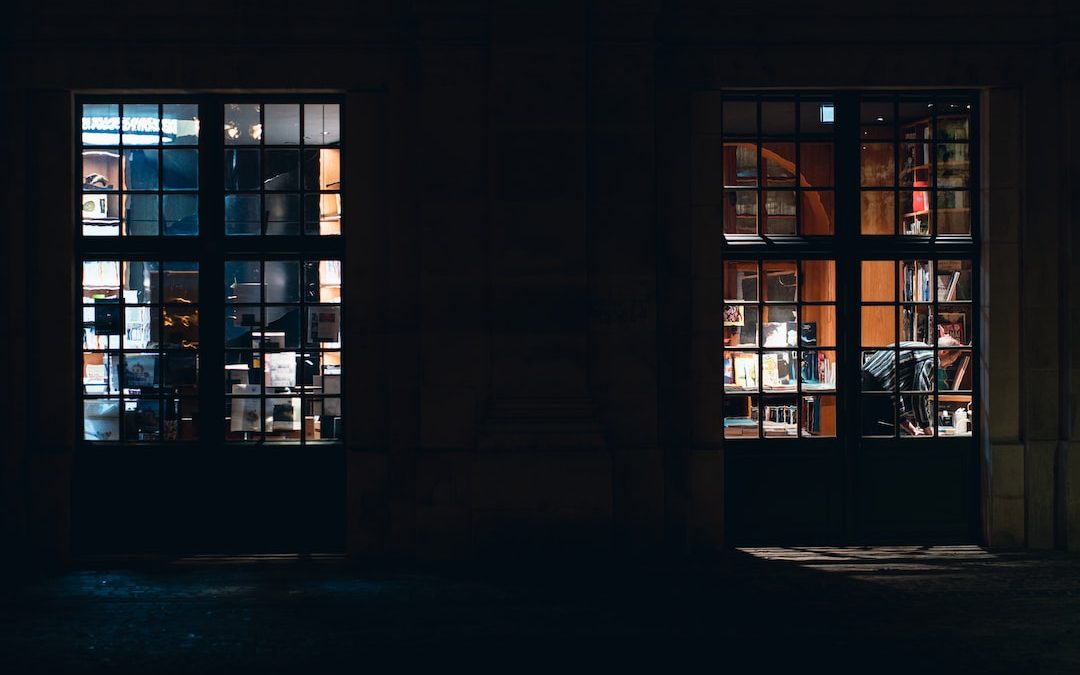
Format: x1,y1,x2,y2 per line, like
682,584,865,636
123,262,158,304
123,194,159,235
304,194,342,235
762,262,797,302
83,353,120,395
938,305,972,347
226,307,261,346
306,260,342,303
763,395,798,437
937,109,970,140
266,261,299,303
725,351,758,391
303,148,341,191
800,142,833,187
762,351,797,391
900,304,933,343
265,194,300,235
937,144,970,187
82,103,120,146
163,149,198,190
723,143,757,188
724,395,758,439
163,308,199,348
936,191,971,234
225,194,261,235
226,261,261,302
723,190,757,234
938,394,973,437
84,399,120,441
264,149,299,190
723,304,758,347
163,194,198,235
306,306,342,345
722,101,756,135
800,260,835,301
83,193,120,236
801,305,835,347
801,395,836,437
801,191,834,235
763,191,796,234
861,394,895,437
862,306,895,347
122,104,159,146
802,351,836,391
225,103,261,145
163,262,199,303
123,149,159,190
900,260,932,302
123,353,160,391
304,104,340,145
162,104,199,144
83,261,120,300
224,149,260,190
724,261,758,302
264,104,300,145
762,312,797,347
763,143,795,187
940,349,973,391
83,150,120,191
861,261,895,302
860,191,894,235
761,101,794,135
936,260,973,301
900,143,930,186
860,143,894,186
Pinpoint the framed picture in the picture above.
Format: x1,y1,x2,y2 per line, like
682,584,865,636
938,312,967,344
230,384,261,432
723,304,744,327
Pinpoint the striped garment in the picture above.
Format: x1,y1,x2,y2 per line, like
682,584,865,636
862,342,936,429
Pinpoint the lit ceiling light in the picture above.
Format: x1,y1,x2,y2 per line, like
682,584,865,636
250,123,263,141
876,116,885,122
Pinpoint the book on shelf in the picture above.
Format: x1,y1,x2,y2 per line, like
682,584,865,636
724,417,759,437
268,398,302,431
937,271,961,301
733,354,757,389
265,351,297,387
801,396,821,434
951,353,971,391
230,384,261,432
800,351,834,388
902,261,932,301
762,353,781,389
763,321,796,347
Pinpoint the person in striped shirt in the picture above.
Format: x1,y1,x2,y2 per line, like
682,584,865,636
861,334,962,436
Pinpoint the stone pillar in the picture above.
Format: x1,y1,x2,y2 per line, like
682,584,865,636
983,87,1025,547
472,4,612,554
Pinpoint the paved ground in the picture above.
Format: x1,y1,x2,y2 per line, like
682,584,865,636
1,546,1078,673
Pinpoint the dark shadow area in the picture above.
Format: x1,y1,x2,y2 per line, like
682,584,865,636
1,547,1077,672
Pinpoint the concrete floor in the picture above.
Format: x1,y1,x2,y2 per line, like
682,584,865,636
1,546,1078,673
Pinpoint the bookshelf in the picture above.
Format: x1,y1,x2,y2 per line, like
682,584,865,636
899,113,970,235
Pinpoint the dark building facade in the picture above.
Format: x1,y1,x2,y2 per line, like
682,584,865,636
3,1,1079,563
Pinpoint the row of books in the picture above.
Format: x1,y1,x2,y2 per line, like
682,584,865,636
902,260,932,302
726,350,836,390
